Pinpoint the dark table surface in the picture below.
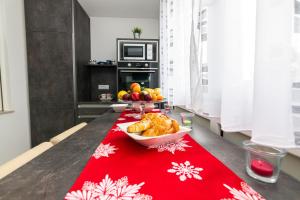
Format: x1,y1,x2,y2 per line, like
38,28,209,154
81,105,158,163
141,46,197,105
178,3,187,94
0,110,300,200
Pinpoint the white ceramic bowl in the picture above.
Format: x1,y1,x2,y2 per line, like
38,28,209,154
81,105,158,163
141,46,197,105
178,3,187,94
110,104,128,112
117,122,191,147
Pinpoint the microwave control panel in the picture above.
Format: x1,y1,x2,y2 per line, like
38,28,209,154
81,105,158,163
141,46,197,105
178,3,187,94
117,62,159,68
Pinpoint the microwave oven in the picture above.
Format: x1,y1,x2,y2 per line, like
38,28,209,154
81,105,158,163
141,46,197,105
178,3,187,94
123,43,145,60
117,39,158,62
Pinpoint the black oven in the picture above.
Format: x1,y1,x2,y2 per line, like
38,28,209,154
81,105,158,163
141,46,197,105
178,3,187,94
118,68,159,90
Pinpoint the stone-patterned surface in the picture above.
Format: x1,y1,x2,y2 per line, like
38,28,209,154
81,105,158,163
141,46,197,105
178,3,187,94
75,0,91,102
25,0,91,146
26,31,75,146
24,0,72,33
0,111,119,200
26,32,74,106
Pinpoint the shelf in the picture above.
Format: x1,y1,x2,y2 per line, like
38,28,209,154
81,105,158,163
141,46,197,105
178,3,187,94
86,64,117,68
77,101,128,108
78,115,104,119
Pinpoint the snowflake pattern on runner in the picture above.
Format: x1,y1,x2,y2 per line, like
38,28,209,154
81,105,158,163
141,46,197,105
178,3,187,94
65,174,152,200
111,126,122,133
124,113,141,119
92,143,118,159
167,161,203,181
148,138,191,154
221,182,266,200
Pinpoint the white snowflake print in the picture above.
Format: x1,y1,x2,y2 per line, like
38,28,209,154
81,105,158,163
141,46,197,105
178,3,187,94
65,174,152,200
118,118,126,121
151,109,160,112
148,138,191,154
221,182,266,200
65,190,94,200
167,161,203,181
111,126,122,133
124,114,141,119
92,143,118,159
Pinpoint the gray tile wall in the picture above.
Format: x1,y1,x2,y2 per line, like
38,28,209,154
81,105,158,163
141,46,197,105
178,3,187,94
75,1,91,102
25,0,90,146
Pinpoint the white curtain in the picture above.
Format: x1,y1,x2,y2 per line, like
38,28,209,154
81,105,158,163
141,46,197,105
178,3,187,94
189,0,202,112
220,0,256,131
205,0,300,148
160,0,300,148
160,0,199,107
193,0,256,121
251,0,300,148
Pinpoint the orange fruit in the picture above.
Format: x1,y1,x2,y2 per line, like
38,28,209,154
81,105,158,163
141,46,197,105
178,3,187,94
132,85,141,93
152,94,158,101
157,95,163,101
130,83,140,90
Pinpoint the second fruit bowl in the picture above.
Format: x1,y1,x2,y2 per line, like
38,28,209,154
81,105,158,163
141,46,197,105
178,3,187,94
117,122,192,147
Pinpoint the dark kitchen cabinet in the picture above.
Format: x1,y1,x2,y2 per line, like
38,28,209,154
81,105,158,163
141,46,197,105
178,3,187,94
25,0,91,146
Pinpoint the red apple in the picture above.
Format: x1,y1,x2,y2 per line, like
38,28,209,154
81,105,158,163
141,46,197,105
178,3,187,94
131,92,140,101
122,93,131,101
144,94,152,101
140,91,149,101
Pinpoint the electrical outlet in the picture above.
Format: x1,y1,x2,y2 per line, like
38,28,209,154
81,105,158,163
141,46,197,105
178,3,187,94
98,85,109,90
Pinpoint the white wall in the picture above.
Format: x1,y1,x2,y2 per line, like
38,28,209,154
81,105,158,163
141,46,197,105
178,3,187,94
0,0,31,164
91,17,159,61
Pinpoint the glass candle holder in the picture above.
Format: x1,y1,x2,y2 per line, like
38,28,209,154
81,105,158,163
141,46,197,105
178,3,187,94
180,112,195,128
164,104,172,114
243,140,286,183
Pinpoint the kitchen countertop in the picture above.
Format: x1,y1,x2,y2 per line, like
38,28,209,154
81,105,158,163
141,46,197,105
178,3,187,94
0,109,299,199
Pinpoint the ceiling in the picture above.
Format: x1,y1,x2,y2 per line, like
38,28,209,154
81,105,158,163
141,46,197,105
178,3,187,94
77,0,160,19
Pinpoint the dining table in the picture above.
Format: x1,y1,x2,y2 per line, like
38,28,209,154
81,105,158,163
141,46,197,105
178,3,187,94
0,108,300,200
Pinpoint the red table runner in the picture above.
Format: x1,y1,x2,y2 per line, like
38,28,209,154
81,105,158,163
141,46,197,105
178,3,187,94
65,110,265,200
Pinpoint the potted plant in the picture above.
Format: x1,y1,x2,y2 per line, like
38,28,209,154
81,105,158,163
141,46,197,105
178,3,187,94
132,27,142,39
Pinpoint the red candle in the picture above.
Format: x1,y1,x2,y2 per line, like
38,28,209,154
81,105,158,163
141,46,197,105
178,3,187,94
250,159,274,177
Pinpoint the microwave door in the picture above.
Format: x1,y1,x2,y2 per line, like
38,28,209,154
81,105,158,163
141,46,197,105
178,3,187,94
123,44,145,60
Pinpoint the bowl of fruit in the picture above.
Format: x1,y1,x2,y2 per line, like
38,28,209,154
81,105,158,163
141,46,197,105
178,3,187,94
117,83,164,103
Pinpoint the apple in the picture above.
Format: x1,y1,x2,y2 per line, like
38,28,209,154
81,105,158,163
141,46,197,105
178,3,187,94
144,94,152,101
122,93,131,101
140,91,149,100
131,92,140,101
